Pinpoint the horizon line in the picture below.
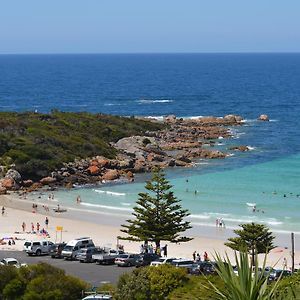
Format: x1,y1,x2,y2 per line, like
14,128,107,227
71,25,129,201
1,51,300,56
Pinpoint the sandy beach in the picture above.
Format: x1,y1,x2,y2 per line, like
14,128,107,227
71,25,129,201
0,192,299,270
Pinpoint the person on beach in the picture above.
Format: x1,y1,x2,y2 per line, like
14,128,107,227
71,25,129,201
219,218,223,227
31,222,35,232
45,217,49,228
196,253,201,262
215,218,219,227
48,194,51,201
163,244,168,257
283,257,288,269
36,222,40,232
193,251,196,261
76,195,81,203
22,222,26,232
1,206,5,216
204,251,208,261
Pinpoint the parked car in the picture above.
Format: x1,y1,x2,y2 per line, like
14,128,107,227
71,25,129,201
0,258,27,268
76,247,103,263
49,243,67,258
150,257,177,266
61,237,95,260
189,261,217,275
93,249,124,265
23,240,54,256
268,269,292,281
115,254,140,267
171,259,195,270
134,253,160,267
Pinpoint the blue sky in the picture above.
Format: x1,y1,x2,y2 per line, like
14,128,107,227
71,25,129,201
0,0,299,54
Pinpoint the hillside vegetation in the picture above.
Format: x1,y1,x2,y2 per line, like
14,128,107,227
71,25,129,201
0,111,164,180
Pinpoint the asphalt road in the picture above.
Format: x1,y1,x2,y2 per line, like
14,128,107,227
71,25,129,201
0,251,134,286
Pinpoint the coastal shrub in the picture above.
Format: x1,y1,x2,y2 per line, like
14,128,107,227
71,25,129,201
0,266,18,296
0,111,165,180
168,275,225,300
272,270,300,299
116,265,188,300
2,278,26,299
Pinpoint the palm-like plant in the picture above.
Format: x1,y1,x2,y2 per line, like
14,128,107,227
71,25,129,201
209,251,281,300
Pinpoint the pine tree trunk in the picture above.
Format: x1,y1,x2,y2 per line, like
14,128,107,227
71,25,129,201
156,241,161,256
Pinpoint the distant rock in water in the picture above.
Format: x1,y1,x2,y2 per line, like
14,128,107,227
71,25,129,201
258,114,269,121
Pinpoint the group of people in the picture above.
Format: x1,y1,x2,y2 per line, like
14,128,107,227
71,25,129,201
192,250,209,262
21,217,49,234
140,243,168,257
215,218,225,228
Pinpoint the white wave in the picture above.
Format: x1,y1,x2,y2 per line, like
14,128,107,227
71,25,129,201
218,136,224,139
265,220,283,226
227,153,235,157
242,119,257,123
121,202,131,206
246,202,256,207
137,99,173,104
269,119,278,122
247,146,256,151
80,202,132,212
181,116,204,120
104,103,123,106
144,116,165,121
93,189,126,196
189,214,211,220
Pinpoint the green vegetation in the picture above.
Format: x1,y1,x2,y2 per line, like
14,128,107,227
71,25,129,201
224,223,275,265
0,263,88,299
210,251,281,300
116,264,189,300
119,168,192,252
0,111,164,180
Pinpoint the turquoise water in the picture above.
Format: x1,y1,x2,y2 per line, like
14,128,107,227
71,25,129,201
33,153,300,235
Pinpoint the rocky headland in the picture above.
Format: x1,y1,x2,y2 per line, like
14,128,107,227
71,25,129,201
0,113,251,194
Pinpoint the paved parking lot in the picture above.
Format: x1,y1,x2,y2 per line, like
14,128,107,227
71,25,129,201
0,251,134,286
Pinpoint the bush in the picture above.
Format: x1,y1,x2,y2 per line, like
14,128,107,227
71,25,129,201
116,265,189,300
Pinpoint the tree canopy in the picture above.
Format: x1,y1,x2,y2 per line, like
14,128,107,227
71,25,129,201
225,222,275,265
119,168,192,251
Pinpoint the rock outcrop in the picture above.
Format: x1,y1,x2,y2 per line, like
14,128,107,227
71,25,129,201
258,114,269,121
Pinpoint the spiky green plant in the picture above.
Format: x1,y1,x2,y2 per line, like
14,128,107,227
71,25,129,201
208,251,281,300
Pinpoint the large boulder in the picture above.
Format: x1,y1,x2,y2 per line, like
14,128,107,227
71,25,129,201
22,179,34,187
229,145,250,152
87,165,100,175
40,177,57,185
0,178,15,189
258,114,269,121
0,186,7,194
102,169,120,181
96,157,110,168
5,169,22,183
164,115,177,123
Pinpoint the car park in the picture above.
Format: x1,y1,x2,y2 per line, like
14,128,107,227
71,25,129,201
171,259,195,270
76,247,103,263
189,261,217,275
0,257,27,268
134,253,160,267
23,240,54,256
150,257,177,266
115,254,140,267
268,269,292,281
50,243,67,258
92,249,124,265
61,237,95,260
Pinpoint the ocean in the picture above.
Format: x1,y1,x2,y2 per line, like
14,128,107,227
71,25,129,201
0,53,300,238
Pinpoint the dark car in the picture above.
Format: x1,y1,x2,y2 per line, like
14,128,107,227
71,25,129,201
134,253,160,267
50,243,67,258
76,247,102,263
189,261,217,275
268,269,292,281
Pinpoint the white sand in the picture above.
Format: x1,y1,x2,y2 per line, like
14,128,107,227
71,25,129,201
0,193,299,270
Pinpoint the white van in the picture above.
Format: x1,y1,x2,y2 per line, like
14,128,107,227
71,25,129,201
61,237,95,260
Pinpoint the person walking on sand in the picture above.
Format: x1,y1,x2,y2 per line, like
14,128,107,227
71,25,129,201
76,195,81,203
36,222,40,232
163,244,168,257
45,217,49,228
193,251,196,261
204,251,208,261
22,222,26,232
2,206,5,216
31,222,35,232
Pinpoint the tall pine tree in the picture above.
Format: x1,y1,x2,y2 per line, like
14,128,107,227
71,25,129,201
119,168,192,252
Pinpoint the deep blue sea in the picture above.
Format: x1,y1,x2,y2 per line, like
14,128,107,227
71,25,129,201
1,53,300,237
